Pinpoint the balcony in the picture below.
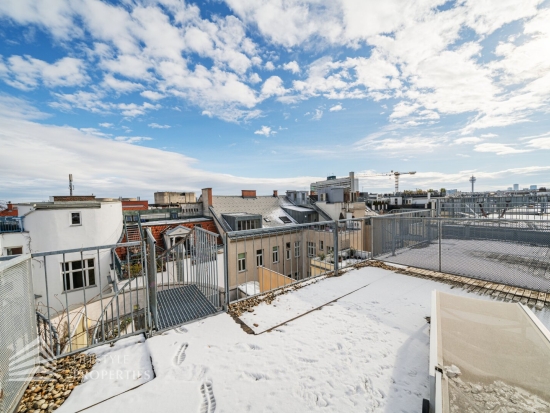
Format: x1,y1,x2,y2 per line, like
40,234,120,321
0,216,24,233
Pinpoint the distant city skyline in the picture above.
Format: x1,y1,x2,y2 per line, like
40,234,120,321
1,0,550,200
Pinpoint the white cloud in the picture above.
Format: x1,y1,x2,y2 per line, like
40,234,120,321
453,137,482,145
140,90,165,101
148,123,171,129
249,73,262,84
114,136,153,144
474,143,531,155
0,93,49,120
329,104,343,112
0,0,549,130
282,61,300,74
527,137,550,150
311,109,323,120
99,122,113,128
254,125,276,136
102,74,142,92
261,76,287,98
0,55,88,90
0,111,317,199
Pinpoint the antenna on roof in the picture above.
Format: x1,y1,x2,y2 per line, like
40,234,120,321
69,174,74,196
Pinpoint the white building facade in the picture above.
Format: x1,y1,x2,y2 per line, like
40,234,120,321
1,198,123,314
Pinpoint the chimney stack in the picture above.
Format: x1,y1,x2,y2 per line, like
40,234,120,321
241,190,256,198
273,190,278,197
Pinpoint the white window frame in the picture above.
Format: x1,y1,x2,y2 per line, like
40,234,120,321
294,241,300,258
256,249,264,267
307,242,315,257
238,253,246,272
61,258,96,292
70,211,82,226
272,246,279,263
319,240,324,251
286,242,291,260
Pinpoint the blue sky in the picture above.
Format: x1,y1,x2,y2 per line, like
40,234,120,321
1,0,550,201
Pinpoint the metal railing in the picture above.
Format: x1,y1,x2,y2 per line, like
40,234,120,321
31,241,145,357
371,216,550,293
225,219,372,304
0,216,24,233
36,311,61,357
439,196,549,220
152,227,221,330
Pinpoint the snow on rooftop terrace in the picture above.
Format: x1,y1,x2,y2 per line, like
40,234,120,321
59,266,550,413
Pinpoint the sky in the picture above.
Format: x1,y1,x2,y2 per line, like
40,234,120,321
1,0,550,201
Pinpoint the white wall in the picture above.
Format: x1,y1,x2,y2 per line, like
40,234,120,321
24,201,123,314
0,232,30,256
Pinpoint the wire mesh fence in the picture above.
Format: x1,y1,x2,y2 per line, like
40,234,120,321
0,255,36,413
372,216,550,292
439,195,549,220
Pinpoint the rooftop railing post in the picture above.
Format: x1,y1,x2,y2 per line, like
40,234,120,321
223,233,229,310
146,229,158,330
438,218,442,272
333,220,339,276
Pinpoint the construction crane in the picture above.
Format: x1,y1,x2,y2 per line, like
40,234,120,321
356,171,417,194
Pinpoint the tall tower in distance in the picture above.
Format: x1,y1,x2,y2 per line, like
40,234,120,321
469,175,476,193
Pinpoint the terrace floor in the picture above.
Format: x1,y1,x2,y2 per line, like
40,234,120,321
58,266,550,413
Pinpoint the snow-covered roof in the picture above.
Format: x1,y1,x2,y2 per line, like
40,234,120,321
61,266,550,413
211,195,298,229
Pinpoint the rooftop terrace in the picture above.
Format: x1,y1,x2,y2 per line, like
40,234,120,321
52,265,550,412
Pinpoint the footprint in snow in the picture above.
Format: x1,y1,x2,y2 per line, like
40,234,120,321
173,343,188,366
200,380,216,413
175,326,188,334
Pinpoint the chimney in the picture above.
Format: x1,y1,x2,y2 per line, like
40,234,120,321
201,188,213,206
273,190,278,197
242,190,256,198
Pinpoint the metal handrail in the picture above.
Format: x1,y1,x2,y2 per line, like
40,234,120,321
36,311,61,356
91,273,148,344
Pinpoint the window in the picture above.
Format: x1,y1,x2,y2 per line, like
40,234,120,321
319,240,324,251
170,212,178,219
71,212,81,226
256,249,263,267
286,242,291,260
279,216,292,224
272,246,279,263
238,253,246,272
294,241,300,257
264,218,271,223
237,220,257,231
61,259,95,291
7,246,23,255
307,242,315,257
327,246,334,254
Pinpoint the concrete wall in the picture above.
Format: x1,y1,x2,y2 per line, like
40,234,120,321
258,267,294,292
154,192,196,204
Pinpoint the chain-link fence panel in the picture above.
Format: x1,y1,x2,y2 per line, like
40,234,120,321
372,216,550,293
